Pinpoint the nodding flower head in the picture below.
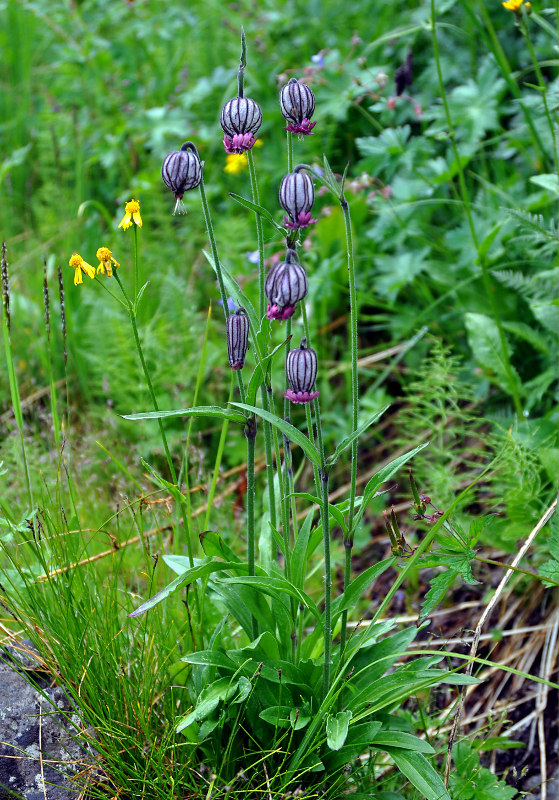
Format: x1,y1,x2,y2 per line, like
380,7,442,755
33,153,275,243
220,97,262,153
280,167,317,230
285,338,319,404
227,308,250,370
280,78,316,135
265,249,308,321
161,142,202,214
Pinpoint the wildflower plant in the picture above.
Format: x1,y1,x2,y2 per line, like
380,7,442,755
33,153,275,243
105,30,481,800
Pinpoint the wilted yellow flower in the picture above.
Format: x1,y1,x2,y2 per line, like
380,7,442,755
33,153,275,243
118,199,143,230
96,247,120,277
225,154,248,175
69,253,95,286
502,0,523,11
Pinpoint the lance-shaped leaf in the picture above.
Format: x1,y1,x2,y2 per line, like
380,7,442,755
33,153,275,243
231,402,321,467
229,193,286,234
326,405,390,467
203,250,259,333
121,405,246,423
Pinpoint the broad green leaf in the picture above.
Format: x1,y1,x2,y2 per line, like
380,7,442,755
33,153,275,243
382,747,451,800
176,677,239,733
370,732,434,754
322,721,383,771
326,710,352,750
218,575,322,622
121,405,246,423
259,705,295,728
465,312,522,398
199,530,241,563
181,650,236,670
530,173,559,197
326,405,390,466
129,560,258,617
332,558,396,621
231,402,321,467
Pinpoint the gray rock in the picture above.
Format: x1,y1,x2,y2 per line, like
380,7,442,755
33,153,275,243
0,655,91,800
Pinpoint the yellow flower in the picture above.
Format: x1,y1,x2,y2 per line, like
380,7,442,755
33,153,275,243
69,252,95,286
96,247,120,277
118,199,143,230
225,154,248,175
502,0,523,11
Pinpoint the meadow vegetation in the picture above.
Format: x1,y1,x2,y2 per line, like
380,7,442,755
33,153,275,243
0,0,557,798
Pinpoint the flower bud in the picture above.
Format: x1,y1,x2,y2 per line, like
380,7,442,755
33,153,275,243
227,308,249,370
280,78,316,135
285,338,320,404
279,168,317,230
220,97,262,153
265,249,308,321
161,142,202,214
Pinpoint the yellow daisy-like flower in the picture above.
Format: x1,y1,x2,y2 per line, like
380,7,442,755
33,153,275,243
502,0,523,11
118,198,143,230
69,252,95,286
96,247,120,277
225,154,248,175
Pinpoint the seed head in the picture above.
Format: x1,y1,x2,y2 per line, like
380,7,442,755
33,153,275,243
280,78,316,135
161,142,203,214
265,249,308,321
279,168,317,230
220,97,262,148
43,258,50,340
285,338,320,404
1,242,10,331
227,308,250,370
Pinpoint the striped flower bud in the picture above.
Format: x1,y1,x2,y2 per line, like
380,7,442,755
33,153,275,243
280,78,316,135
220,97,262,153
265,249,308,321
285,339,319,405
161,142,202,215
279,168,317,230
227,308,249,370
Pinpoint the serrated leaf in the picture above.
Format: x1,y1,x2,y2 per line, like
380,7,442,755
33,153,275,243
419,570,458,625
326,710,352,750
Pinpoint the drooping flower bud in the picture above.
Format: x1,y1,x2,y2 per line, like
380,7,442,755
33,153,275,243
285,338,320,404
161,142,202,214
265,249,308,321
227,308,250,370
220,97,262,154
280,78,316,135
279,167,317,230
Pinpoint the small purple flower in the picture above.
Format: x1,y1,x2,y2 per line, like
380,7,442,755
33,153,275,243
284,118,316,135
311,53,324,67
266,304,296,321
285,338,320,405
284,211,318,230
223,132,257,154
246,251,260,264
218,297,238,312
265,250,308,321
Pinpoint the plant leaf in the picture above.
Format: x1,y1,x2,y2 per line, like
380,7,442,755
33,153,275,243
327,405,390,466
381,747,451,800
326,710,352,750
121,405,246,423
230,402,321,467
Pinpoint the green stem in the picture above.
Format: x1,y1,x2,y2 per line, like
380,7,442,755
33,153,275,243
133,225,139,306
246,418,258,640
431,0,523,417
520,17,559,175
246,150,265,320
286,131,293,173
339,194,359,678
